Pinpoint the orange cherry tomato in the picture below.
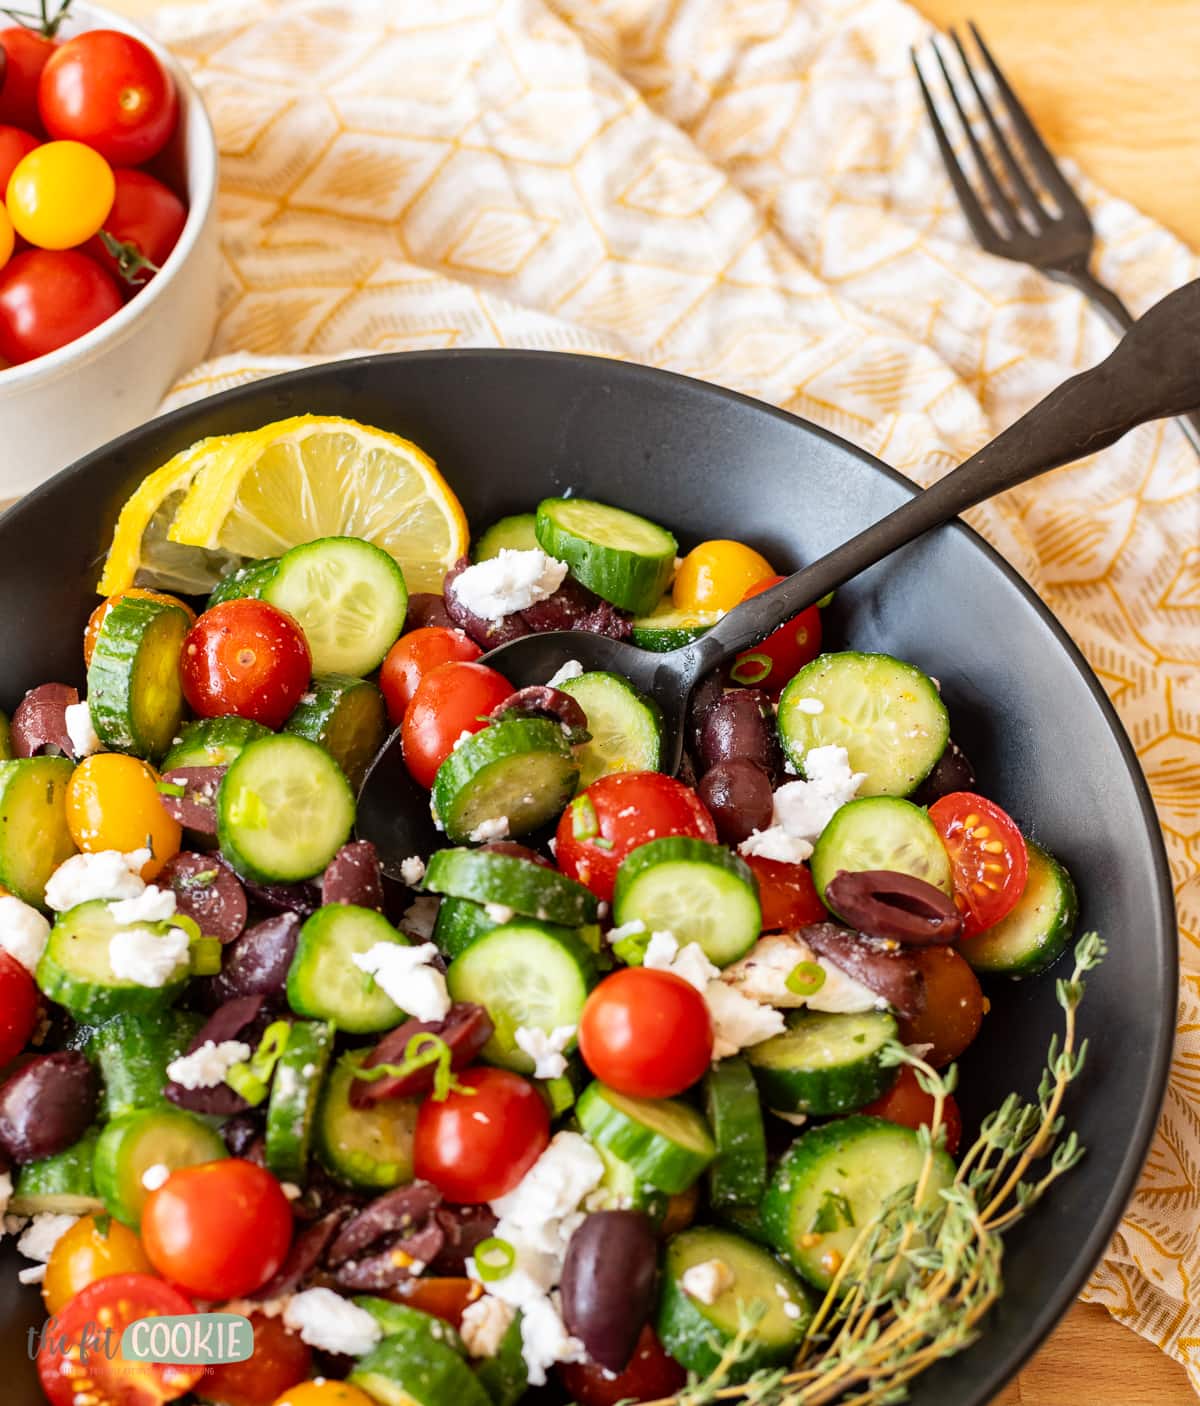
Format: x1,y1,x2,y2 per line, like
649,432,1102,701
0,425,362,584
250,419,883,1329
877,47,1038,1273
929,792,1028,939
65,754,182,881
897,946,985,1068
273,1384,378,1406
673,540,774,614
201,1312,312,1406
85,588,197,667
42,1212,153,1315
860,1064,963,1156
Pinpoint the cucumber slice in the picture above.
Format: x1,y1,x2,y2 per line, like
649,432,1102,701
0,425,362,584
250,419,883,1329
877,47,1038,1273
432,719,579,845
423,848,597,926
535,497,678,616
474,1310,527,1406
36,900,197,1022
87,594,191,762
612,837,760,967
777,652,949,797
262,536,409,677
630,599,721,653
0,756,76,907
474,513,539,561
558,672,662,788
288,905,411,1034
575,1081,715,1194
585,1137,669,1222
11,1128,103,1216
353,1298,467,1356
966,839,1077,976
350,1324,493,1406
811,795,952,906
317,1049,418,1189
207,556,280,608
704,1057,767,1208
218,733,356,883
0,709,11,759
432,896,498,960
265,1019,334,1182
746,1009,898,1114
762,1115,956,1292
88,1008,204,1119
658,1227,812,1379
713,1202,775,1248
446,920,593,1072
284,674,388,792
162,716,271,770
92,1106,227,1228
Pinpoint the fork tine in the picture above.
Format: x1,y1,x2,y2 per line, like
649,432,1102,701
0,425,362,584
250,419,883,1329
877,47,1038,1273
929,38,1021,235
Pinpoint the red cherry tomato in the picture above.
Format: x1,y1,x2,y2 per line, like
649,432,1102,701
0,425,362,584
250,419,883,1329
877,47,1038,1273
401,660,513,789
181,600,312,730
897,946,985,1069
0,249,121,364
928,792,1028,939
744,855,827,931
579,968,713,1098
860,1064,963,1156
197,1311,312,1406
140,1159,293,1300
558,1324,687,1406
414,1066,549,1203
728,575,822,697
379,626,482,726
555,772,717,903
36,1273,202,1406
84,168,186,291
39,30,178,166
0,124,39,191
0,947,38,1066
0,28,56,128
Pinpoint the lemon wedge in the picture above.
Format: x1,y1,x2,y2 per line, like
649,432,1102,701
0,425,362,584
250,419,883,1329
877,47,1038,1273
166,416,469,595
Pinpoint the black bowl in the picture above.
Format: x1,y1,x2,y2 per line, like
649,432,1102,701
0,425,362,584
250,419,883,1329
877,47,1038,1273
0,352,1174,1403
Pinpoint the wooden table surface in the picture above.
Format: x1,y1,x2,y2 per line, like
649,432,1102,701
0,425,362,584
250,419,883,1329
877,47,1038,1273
90,0,1197,1400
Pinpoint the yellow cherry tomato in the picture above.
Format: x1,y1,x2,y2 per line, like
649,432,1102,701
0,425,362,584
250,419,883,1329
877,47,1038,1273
42,1212,153,1314
84,588,197,668
672,539,775,614
6,140,115,251
65,753,181,880
273,1384,379,1406
0,204,13,271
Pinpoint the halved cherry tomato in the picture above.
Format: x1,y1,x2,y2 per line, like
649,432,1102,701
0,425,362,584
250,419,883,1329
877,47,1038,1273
36,1273,202,1406
199,1312,312,1406
65,754,181,881
897,946,985,1069
83,168,187,291
181,600,312,730
386,1275,484,1329
42,1212,153,1315
0,28,57,129
860,1064,963,1156
0,946,38,1066
401,660,513,789
0,248,122,364
555,772,717,903
673,540,774,614
579,968,714,1099
379,626,482,726
273,1385,377,1406
559,1324,687,1406
744,855,827,931
929,792,1028,939
85,588,196,667
0,124,39,192
728,575,822,696
414,1066,549,1204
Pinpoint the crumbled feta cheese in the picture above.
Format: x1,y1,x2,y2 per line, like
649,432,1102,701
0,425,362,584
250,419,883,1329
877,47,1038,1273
17,1213,77,1264
514,1024,575,1080
461,1294,515,1358
0,1170,11,1223
281,1182,302,1201
400,856,426,887
45,850,147,910
490,1132,605,1260
484,903,515,924
469,816,510,843
547,838,557,858
141,1163,171,1192
109,886,177,925
705,981,785,1058
722,934,878,1014
597,901,609,920
740,744,865,866
451,549,568,622
64,701,103,759
452,729,474,752
606,918,645,945
352,941,451,1022
546,659,584,688
166,1039,252,1090
738,826,814,865
681,1259,736,1305
109,925,190,987
643,931,719,993
792,697,825,715
771,1109,809,1126
283,1287,382,1356
18,1264,46,1284
519,1294,585,1385
0,896,51,973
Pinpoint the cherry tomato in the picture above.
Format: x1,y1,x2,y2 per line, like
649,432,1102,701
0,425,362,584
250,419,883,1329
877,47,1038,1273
380,626,482,726
386,1275,484,1329
414,1066,549,1203
39,30,178,166
555,772,717,903
401,660,513,789
0,27,56,128
7,140,115,249
558,1324,687,1406
897,947,985,1068
745,855,827,931
673,539,774,614
140,1159,293,1300
36,1272,202,1406
42,1213,153,1315
85,588,195,668
728,575,822,695
860,1065,963,1156
0,124,39,192
273,1385,377,1406
181,600,312,730
84,168,187,291
0,248,121,363
579,968,713,1098
199,1312,312,1406
928,792,1028,939
0,946,38,1066
66,754,181,881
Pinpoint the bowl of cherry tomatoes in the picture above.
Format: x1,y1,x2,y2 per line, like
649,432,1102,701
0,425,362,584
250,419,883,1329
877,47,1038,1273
0,0,218,499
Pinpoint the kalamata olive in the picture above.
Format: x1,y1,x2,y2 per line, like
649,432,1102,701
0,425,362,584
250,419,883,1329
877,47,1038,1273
0,1052,97,1163
160,766,225,835
253,1209,350,1301
444,558,632,649
824,869,962,945
331,1221,447,1290
159,851,248,943
800,922,926,1019
221,1111,264,1157
164,996,268,1116
216,856,320,916
212,912,301,1002
431,1204,498,1274
481,841,552,869
561,1210,658,1373
698,688,782,780
326,1182,442,1265
698,759,774,846
489,685,589,741
406,592,456,632
322,840,385,912
688,673,725,756
443,557,530,648
10,683,78,757
911,740,976,806
350,1003,493,1106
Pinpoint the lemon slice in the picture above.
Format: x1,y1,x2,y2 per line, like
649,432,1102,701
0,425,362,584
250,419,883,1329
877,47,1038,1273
166,416,469,595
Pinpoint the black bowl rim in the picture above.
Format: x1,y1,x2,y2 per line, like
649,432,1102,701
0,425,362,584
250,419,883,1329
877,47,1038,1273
0,348,1178,1400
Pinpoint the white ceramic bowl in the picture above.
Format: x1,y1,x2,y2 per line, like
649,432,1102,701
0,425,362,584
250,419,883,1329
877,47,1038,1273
0,2,219,499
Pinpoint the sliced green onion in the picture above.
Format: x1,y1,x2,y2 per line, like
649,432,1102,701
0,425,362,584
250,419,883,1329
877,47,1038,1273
786,961,826,996
571,793,599,841
473,1237,516,1281
350,1032,474,1101
729,651,772,685
592,836,614,851
156,780,186,798
816,590,835,609
189,936,223,976
224,1019,292,1105
224,1064,268,1105
180,868,219,888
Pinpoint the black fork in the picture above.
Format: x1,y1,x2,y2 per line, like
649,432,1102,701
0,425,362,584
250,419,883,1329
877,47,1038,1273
913,22,1200,456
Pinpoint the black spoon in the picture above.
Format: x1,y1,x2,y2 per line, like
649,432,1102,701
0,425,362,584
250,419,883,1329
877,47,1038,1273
359,277,1200,878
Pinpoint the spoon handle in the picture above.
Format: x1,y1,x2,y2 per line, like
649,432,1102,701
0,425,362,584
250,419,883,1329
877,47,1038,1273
694,276,1200,668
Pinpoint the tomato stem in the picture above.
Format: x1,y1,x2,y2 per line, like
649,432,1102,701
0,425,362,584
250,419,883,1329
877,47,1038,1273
0,0,71,36
99,230,161,286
